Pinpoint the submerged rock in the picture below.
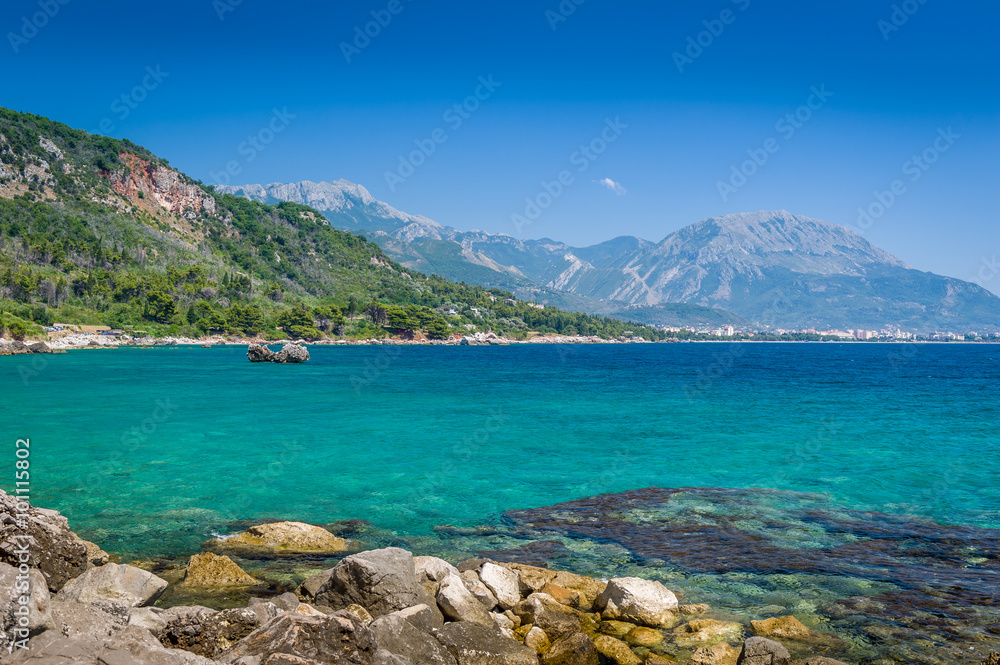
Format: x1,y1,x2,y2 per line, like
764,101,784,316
181,552,259,587
737,636,791,665
751,615,811,639
211,521,348,556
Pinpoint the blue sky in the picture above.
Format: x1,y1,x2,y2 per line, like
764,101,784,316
2,0,998,292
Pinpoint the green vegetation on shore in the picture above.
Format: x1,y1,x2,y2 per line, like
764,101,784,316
0,108,670,342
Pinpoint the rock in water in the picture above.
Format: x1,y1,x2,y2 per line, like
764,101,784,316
595,577,679,628
247,344,276,362
211,521,348,556
273,343,310,363
737,637,791,665
181,552,259,587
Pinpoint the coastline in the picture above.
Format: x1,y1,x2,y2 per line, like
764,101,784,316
10,490,988,665
3,333,996,353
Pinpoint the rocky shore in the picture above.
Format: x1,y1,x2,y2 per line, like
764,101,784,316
0,331,657,353
6,492,983,665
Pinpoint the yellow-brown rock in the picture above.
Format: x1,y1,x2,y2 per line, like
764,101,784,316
212,522,348,555
624,626,664,647
689,641,740,665
181,552,259,587
675,618,743,644
751,615,811,639
592,634,642,665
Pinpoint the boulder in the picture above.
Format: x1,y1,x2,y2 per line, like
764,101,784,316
369,611,457,665
595,577,678,628
392,603,444,632
504,563,606,610
598,620,637,639
0,491,89,591
273,344,310,363
4,627,216,665
49,599,130,641
342,603,375,626
461,570,499,610
158,607,261,658
181,552,259,587
77,537,111,568
691,642,741,665
297,568,334,602
523,625,550,654
479,563,521,611
624,626,663,648
681,603,712,615
539,583,579,608
158,605,221,652
436,574,496,627
434,621,539,665
248,344,276,362
213,521,348,556
55,562,168,607
315,547,442,622
737,637,791,665
252,591,303,612
215,611,377,664
532,607,580,642
751,616,811,639
415,555,460,592
129,606,169,635
592,634,642,665
542,632,599,665
677,618,744,644
0,562,53,651
28,342,52,354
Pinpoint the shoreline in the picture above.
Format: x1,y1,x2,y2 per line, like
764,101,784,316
3,333,998,353
9,491,988,665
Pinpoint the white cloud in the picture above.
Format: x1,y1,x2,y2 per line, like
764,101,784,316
596,177,627,195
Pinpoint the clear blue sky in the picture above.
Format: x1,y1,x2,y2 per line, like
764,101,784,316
2,0,998,291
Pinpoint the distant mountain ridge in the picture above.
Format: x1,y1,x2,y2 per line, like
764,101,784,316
218,180,1000,332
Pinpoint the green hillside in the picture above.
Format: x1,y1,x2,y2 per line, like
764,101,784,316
0,108,670,342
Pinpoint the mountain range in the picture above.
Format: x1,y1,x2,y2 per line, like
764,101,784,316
219,180,1000,332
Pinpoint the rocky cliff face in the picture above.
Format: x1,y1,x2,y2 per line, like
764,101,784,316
110,153,216,220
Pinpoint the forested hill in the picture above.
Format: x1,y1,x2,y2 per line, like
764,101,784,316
0,108,669,341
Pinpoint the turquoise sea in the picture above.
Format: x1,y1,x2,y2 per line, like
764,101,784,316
2,343,999,663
